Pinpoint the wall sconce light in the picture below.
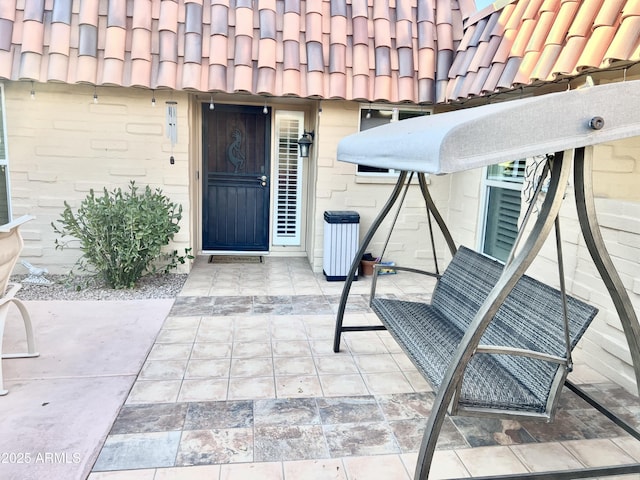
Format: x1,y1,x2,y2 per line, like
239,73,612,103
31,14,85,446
297,130,314,158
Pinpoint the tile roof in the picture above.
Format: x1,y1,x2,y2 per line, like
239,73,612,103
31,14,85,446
447,0,640,102
0,0,475,104
3,1,638,105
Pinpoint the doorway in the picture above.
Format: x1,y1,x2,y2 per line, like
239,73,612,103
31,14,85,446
202,104,271,252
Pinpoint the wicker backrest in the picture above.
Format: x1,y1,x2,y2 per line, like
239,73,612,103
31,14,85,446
431,246,599,405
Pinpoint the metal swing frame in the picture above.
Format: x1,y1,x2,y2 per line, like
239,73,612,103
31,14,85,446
332,80,640,479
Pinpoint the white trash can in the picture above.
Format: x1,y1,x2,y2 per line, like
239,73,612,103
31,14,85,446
323,211,360,281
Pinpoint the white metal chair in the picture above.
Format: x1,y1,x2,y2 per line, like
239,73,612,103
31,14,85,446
0,215,38,395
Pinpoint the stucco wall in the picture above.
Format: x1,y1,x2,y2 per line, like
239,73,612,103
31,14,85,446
311,100,459,274
4,82,192,275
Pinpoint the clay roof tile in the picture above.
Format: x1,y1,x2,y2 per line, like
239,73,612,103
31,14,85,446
0,18,13,51
552,34,587,74
351,0,369,19
513,48,541,83
260,8,276,40
330,42,346,73
18,0,640,105
282,11,300,41
511,17,536,57
330,13,347,45
329,71,346,98
0,1,16,22
594,0,625,26
398,46,414,76
504,0,528,31
395,19,413,48
546,0,580,45
576,24,616,69
75,54,97,83
46,52,69,81
568,0,603,37
0,49,14,79
623,0,640,16
257,64,276,93
78,23,97,57
157,58,177,88
208,63,227,90
258,37,277,68
526,9,555,52
102,57,124,84
51,0,72,24
374,18,392,47
604,15,640,61
107,0,127,28
530,42,562,80
22,19,44,55
479,11,500,43
482,60,505,92
210,4,229,35
78,0,99,27
184,31,203,63
305,11,322,43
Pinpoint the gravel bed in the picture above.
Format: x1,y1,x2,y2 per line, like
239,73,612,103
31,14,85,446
10,273,188,301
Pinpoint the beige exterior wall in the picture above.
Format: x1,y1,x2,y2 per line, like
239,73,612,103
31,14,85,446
4,82,192,274
5,81,639,393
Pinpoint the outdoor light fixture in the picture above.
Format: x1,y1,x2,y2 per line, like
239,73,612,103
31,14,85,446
30,81,35,100
151,90,156,107
209,94,215,111
263,98,268,114
93,86,98,104
297,130,314,158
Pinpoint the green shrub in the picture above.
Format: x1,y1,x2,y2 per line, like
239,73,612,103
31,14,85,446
52,181,191,289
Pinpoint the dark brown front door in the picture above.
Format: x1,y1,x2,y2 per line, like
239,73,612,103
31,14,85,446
202,104,271,251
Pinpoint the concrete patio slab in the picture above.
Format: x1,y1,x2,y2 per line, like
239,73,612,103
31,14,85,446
0,300,172,480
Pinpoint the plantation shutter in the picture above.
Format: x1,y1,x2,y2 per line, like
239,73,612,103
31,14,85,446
272,111,304,246
483,187,521,262
482,160,526,262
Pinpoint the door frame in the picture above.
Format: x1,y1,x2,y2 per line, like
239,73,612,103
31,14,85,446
194,97,316,257
201,103,272,253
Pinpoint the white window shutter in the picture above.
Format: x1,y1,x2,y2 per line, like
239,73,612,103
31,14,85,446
273,111,304,246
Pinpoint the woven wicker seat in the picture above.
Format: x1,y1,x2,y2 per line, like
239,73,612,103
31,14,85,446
371,246,598,419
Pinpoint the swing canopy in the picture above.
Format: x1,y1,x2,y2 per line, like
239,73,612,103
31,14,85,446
337,80,640,174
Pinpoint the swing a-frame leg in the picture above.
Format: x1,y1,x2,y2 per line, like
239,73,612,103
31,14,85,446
333,171,455,353
412,148,640,479
332,151,640,479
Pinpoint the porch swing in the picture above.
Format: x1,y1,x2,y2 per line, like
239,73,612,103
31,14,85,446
332,80,640,480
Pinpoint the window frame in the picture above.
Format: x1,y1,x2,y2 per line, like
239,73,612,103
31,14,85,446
0,83,11,225
478,159,527,262
356,104,432,177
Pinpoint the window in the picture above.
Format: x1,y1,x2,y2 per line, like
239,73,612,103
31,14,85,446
480,160,526,262
357,106,430,174
0,85,10,225
272,111,304,246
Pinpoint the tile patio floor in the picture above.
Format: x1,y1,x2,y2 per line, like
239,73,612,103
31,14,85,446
89,256,640,479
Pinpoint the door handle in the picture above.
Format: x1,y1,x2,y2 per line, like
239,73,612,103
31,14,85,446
259,175,267,187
